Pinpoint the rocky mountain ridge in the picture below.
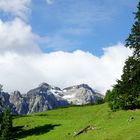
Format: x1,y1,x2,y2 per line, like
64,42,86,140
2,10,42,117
0,83,103,115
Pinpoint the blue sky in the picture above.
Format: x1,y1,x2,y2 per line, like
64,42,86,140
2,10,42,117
0,0,137,93
30,0,137,55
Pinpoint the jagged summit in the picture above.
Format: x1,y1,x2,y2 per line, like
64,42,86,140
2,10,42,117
64,83,95,92
32,82,61,92
39,82,50,88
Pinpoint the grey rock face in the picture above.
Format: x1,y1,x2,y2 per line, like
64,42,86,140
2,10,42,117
26,83,69,114
0,92,17,114
10,91,28,115
9,83,69,115
62,84,103,105
0,83,103,115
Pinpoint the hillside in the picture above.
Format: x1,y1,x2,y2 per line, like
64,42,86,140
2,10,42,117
13,103,140,140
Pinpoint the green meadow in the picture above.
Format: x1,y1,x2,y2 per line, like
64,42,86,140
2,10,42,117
13,104,140,140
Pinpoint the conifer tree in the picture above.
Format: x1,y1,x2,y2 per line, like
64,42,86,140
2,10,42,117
1,107,13,140
107,2,140,110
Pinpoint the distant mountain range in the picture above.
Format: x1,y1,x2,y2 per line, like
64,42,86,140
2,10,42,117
0,83,103,115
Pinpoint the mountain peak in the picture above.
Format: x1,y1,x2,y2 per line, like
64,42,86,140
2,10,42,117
39,82,50,88
38,82,61,91
64,83,93,91
77,83,91,88
12,90,22,98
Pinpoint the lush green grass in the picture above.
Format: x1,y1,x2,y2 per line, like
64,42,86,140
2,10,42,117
13,103,140,140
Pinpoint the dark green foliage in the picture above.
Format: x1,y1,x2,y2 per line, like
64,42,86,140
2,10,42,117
107,2,140,111
1,107,13,140
126,3,140,57
104,90,112,102
105,89,120,111
95,98,105,105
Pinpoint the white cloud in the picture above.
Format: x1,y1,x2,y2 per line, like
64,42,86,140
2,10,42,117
0,0,133,95
0,44,132,95
0,0,131,93
0,0,41,54
0,18,40,54
0,0,31,20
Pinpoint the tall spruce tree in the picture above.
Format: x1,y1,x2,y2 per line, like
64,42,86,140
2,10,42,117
1,107,13,140
107,2,140,110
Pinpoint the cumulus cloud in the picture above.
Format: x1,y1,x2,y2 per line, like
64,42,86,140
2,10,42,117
0,43,132,94
0,0,31,20
0,0,133,95
0,18,40,54
0,0,40,54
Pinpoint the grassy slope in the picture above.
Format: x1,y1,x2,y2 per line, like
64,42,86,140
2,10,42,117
13,104,140,140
